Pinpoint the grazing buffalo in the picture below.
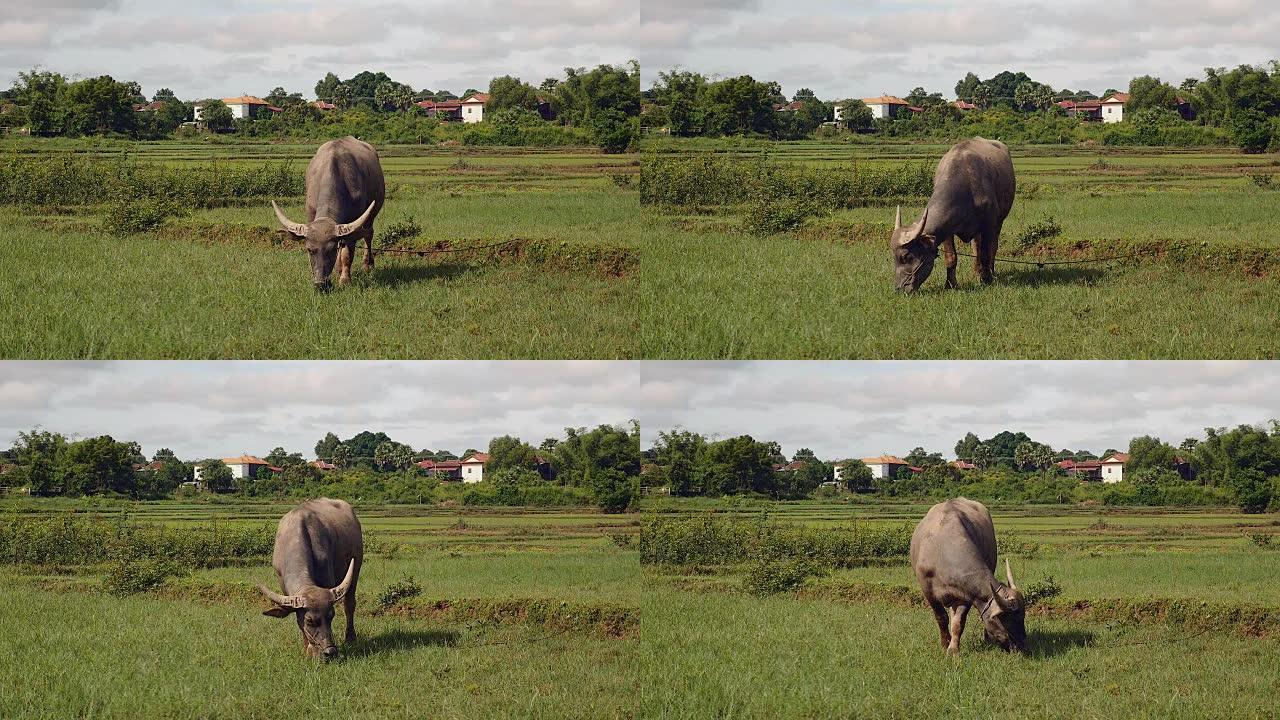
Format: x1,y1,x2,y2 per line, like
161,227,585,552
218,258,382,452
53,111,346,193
910,497,1026,655
258,498,364,660
891,137,1015,292
273,136,385,291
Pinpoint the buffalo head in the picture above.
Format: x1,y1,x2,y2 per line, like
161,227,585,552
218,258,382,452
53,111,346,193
273,201,377,291
891,205,938,293
981,558,1027,653
258,558,356,661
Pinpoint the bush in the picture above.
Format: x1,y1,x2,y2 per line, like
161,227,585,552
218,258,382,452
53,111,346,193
460,482,596,508
640,154,934,210
640,515,911,567
375,575,423,611
743,555,824,596
102,196,183,235
0,515,273,567
0,154,304,207
103,556,184,596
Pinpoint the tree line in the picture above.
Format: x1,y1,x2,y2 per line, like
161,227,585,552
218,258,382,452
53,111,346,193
1,421,641,512
0,62,640,153
641,63,1280,152
644,422,1280,512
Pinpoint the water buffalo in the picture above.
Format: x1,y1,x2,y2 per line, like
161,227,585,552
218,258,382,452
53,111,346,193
891,137,1015,292
272,136,385,291
258,498,363,660
910,497,1026,655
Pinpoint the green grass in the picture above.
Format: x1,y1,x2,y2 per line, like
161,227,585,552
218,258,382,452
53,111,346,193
0,139,639,359
0,500,638,719
639,140,1280,359
640,500,1280,718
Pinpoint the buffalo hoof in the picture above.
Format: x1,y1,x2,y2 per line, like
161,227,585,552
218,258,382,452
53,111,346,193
314,282,332,293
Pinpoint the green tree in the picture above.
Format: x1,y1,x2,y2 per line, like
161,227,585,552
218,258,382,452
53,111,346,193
314,72,341,101
201,99,233,131
10,428,69,495
904,447,945,468
199,459,233,492
838,460,873,491
60,435,138,496
331,443,351,469
1127,435,1177,474
486,435,538,474
972,443,995,469
954,432,981,461
63,75,137,136
955,72,981,102
1126,75,1179,114
836,99,873,130
315,433,341,461
487,75,540,114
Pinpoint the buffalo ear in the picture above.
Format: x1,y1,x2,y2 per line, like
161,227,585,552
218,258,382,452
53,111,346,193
263,605,294,619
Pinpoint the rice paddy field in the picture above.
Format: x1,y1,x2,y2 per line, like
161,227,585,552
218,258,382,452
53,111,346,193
0,499,638,719
640,139,1280,359
641,498,1280,719
0,139,640,359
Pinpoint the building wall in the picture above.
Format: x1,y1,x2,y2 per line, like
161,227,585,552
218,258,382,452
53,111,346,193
1102,462,1124,483
462,462,484,483
1103,103,1124,123
463,102,484,124
868,462,888,479
869,103,889,120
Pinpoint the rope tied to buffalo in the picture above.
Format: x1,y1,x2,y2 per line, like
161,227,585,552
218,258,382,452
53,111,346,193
952,240,1207,270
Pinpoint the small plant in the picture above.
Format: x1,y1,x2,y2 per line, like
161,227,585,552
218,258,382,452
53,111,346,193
101,197,183,236
742,194,818,236
610,173,634,189
1013,215,1063,250
609,532,636,549
1088,516,1110,531
1022,575,1063,606
103,556,184,597
1250,173,1274,189
376,575,424,612
743,555,824,597
1248,532,1273,548
379,215,422,246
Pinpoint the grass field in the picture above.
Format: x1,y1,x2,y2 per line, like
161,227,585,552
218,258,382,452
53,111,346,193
0,139,640,359
641,499,1280,719
640,140,1280,359
0,500,638,719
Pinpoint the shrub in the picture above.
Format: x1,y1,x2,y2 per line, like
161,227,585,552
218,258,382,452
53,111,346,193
1012,215,1063,250
103,556,184,596
378,215,422,246
102,196,183,235
375,575,423,611
743,555,824,596
0,515,273,567
640,515,911,567
1021,574,1062,606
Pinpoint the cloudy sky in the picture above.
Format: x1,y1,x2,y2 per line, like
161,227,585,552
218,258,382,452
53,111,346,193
1,0,635,100
638,0,1279,100
0,362,638,461
639,362,1280,460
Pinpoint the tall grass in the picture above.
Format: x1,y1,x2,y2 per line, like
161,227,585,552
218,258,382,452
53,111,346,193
640,514,911,567
640,154,934,208
0,153,303,207
0,515,273,567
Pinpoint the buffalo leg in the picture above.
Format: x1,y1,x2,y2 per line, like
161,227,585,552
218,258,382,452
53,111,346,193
362,226,375,272
947,604,970,655
337,245,353,285
929,599,951,650
941,236,958,289
343,570,358,643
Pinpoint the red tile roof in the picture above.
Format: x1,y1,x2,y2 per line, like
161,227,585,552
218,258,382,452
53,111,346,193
461,453,489,464
222,455,268,465
952,100,976,110
462,93,490,104
1102,93,1130,104
1102,453,1129,464
862,95,909,106
862,455,907,465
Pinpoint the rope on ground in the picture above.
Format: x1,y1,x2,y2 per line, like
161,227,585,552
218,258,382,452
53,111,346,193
953,240,1205,269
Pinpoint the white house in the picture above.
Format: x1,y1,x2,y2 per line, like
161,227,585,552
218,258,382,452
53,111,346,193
1101,93,1129,124
194,95,271,121
861,455,909,480
461,452,489,483
461,93,489,124
861,95,909,120
1101,453,1128,483
194,455,272,481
